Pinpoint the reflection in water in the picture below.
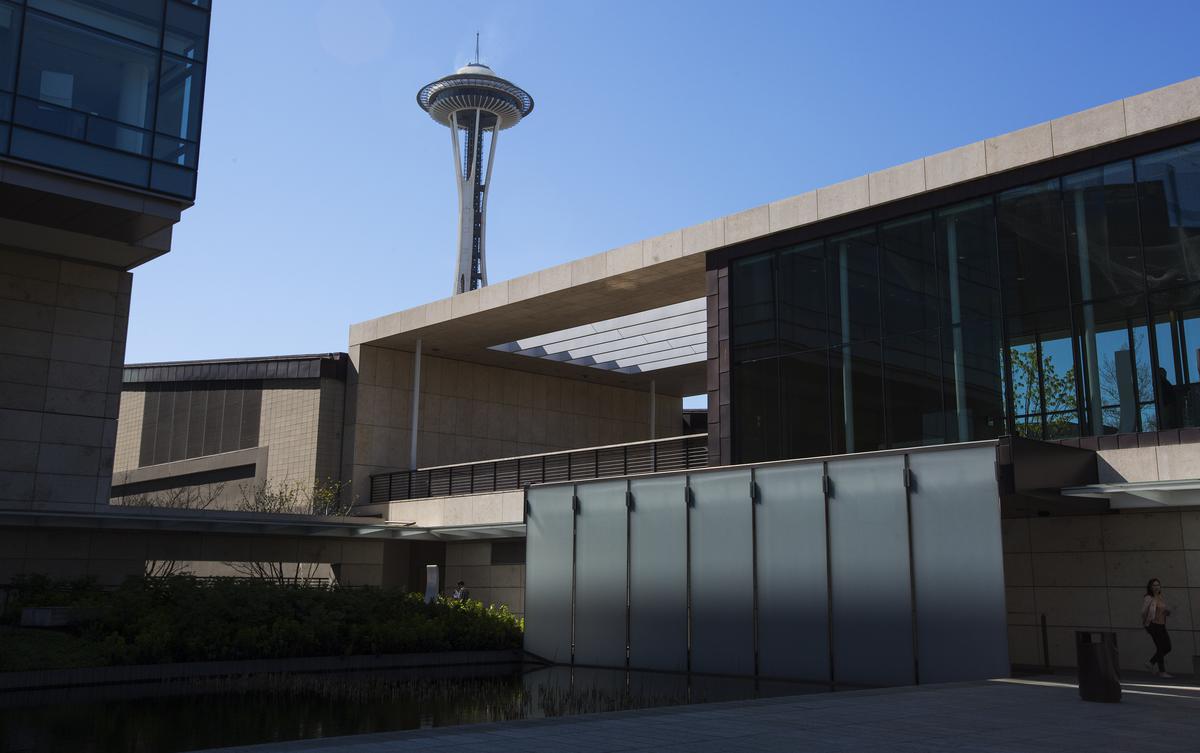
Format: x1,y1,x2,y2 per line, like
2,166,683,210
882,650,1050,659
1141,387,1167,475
0,664,823,753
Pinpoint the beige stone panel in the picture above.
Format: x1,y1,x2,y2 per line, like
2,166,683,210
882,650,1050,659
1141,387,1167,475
1007,625,1040,665
537,263,572,295
341,540,384,565
199,535,252,562
477,280,510,311
1156,444,1200,480
606,241,644,276
1097,447,1160,483
986,122,1053,174
923,142,986,191
1113,627,1161,671
501,492,524,523
816,176,869,219
1045,626,1096,667
1031,552,1106,588
681,218,724,256
398,306,427,333
88,558,144,586
297,538,342,564
868,158,926,206
450,290,482,318
491,564,524,588
424,298,453,326
1124,77,1200,135
1105,549,1187,588
489,586,524,613
1184,511,1200,550
441,497,479,527
570,253,608,286
1050,101,1127,155
507,273,541,303
768,192,817,233
468,587,492,605
1028,515,1103,552
455,564,493,588
1003,552,1033,587
113,389,144,472
247,537,300,564
643,230,683,265
147,535,202,562
1034,587,1110,626
24,529,91,559
446,541,490,567
471,493,504,523
1100,511,1183,552
1187,551,1200,586
1001,517,1030,552
22,558,93,580
1006,587,1036,620
1107,587,1154,629
723,205,769,245
1190,588,1200,630
339,563,382,586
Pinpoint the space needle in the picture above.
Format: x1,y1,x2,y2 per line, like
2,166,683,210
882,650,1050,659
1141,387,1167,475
417,42,534,295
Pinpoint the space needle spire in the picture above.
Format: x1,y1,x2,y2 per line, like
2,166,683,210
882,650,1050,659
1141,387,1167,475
417,44,534,295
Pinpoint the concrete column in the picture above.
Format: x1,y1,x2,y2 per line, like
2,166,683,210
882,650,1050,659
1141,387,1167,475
410,339,422,470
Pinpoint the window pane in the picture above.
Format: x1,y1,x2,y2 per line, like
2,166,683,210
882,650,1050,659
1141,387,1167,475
18,12,156,132
998,179,1069,321
1151,283,1200,429
1063,160,1143,303
831,340,884,453
733,358,780,463
10,125,148,185
731,252,775,363
780,349,830,458
29,0,161,46
0,2,21,92
1137,142,1200,290
156,54,203,141
0,91,9,121
937,197,1001,326
1007,307,1080,440
164,1,206,61
881,213,939,335
944,320,1007,442
152,134,196,166
776,240,827,354
884,329,945,448
1076,295,1151,435
827,228,880,344
150,160,193,196
0,123,7,153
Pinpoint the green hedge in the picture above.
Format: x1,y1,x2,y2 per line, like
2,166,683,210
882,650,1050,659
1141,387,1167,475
1,575,523,668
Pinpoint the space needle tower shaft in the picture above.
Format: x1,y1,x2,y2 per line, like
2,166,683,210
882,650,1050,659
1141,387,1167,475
417,46,534,295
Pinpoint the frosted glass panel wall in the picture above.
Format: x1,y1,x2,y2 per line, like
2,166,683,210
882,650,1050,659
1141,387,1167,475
689,469,754,676
628,475,689,672
828,454,914,686
524,485,575,663
523,443,1007,686
909,446,1008,682
755,463,829,681
573,479,629,667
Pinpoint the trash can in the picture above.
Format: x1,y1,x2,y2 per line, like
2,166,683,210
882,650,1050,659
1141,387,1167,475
1076,631,1121,702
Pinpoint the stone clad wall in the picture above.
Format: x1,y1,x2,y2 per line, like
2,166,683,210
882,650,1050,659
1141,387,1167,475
345,344,682,495
1003,510,1200,673
0,248,131,513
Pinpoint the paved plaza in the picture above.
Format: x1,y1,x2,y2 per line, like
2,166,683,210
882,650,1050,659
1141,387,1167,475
200,675,1200,753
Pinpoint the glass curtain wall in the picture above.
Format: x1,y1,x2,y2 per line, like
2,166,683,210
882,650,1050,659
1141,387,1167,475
730,138,1200,463
0,0,208,198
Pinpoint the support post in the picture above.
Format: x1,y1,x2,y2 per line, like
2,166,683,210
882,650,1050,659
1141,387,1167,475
410,339,422,470
650,379,657,440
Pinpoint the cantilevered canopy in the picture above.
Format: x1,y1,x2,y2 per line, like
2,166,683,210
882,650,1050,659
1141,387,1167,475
489,298,706,375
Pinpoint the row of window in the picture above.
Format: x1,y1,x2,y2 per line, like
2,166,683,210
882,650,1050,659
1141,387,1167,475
730,140,1200,463
0,0,207,198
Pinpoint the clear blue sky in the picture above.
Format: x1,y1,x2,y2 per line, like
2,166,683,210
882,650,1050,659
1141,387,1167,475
126,0,1200,380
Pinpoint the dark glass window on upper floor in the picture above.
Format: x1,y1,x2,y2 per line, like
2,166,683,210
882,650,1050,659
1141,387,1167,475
777,240,828,354
1137,143,1200,290
827,228,880,344
1,1,207,199
731,253,776,363
1063,160,1143,303
1151,283,1200,430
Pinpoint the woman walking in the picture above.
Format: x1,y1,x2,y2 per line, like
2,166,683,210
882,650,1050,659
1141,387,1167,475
1142,578,1173,678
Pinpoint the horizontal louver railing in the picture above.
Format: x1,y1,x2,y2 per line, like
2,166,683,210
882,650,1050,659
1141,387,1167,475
369,434,708,504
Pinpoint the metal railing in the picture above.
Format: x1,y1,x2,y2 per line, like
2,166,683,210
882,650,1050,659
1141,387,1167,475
369,434,709,504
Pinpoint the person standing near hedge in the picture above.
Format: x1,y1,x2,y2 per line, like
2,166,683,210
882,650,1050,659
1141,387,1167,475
452,580,470,601
1142,577,1173,678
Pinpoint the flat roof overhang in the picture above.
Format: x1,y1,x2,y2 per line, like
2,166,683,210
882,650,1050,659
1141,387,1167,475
351,245,708,396
1062,479,1200,509
0,507,524,541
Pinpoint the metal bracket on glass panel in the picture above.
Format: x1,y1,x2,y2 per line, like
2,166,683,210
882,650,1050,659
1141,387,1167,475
903,467,914,490
684,485,694,508
750,479,760,503
572,495,580,514
625,490,635,510
822,474,833,497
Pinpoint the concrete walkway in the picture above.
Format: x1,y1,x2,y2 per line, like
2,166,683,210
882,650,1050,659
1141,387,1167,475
199,676,1200,753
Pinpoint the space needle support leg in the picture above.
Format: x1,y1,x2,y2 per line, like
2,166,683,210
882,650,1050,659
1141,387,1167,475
478,127,498,286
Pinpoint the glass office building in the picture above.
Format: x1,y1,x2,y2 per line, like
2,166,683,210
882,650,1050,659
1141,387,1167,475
730,140,1200,463
0,0,208,199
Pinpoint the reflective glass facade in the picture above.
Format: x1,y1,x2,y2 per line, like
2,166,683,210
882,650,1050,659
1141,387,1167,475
730,139,1200,463
0,0,208,198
